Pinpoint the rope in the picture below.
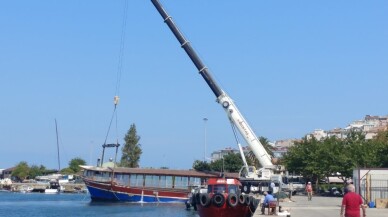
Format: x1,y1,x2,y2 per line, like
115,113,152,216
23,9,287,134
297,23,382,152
115,0,129,97
103,0,128,146
103,105,117,146
230,122,241,145
230,122,249,166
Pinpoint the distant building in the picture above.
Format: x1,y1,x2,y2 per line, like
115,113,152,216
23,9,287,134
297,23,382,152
307,114,388,141
272,146,288,158
327,128,346,139
306,129,327,140
274,139,296,148
2,167,15,179
272,139,298,158
210,147,240,162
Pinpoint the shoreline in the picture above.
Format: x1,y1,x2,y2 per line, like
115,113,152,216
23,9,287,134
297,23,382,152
3,182,87,193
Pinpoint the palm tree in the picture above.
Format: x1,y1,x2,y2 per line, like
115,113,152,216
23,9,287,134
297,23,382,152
246,136,274,168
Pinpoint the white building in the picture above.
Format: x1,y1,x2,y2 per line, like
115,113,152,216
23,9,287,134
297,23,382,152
210,147,240,162
307,115,388,141
306,129,327,140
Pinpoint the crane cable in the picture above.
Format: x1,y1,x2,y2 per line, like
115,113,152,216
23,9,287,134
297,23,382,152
103,0,129,147
229,122,250,173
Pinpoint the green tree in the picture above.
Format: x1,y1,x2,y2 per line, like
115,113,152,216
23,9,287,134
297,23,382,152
60,167,75,175
192,160,211,171
12,161,30,181
28,164,46,179
283,132,383,186
283,137,310,177
319,136,352,183
345,131,378,168
372,130,388,167
68,157,86,173
210,153,244,173
345,131,365,167
283,137,323,183
121,124,142,168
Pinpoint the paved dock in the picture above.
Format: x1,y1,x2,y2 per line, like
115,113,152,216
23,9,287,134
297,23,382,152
253,195,386,217
9,183,87,193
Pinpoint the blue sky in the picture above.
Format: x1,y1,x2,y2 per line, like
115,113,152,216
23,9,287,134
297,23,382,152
1,0,387,170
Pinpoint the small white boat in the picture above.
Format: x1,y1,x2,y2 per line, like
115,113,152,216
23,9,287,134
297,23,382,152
44,180,63,194
20,185,33,193
44,188,59,194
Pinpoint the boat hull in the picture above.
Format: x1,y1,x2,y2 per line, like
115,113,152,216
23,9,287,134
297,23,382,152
44,189,59,194
79,165,227,203
84,179,188,203
197,205,253,217
194,193,256,217
191,178,259,217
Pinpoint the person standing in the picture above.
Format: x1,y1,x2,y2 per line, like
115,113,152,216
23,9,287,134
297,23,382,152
289,183,294,201
344,179,352,195
341,184,366,217
305,182,313,201
270,181,275,194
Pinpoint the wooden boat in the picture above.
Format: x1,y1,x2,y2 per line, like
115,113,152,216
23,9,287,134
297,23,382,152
80,165,227,203
191,177,259,217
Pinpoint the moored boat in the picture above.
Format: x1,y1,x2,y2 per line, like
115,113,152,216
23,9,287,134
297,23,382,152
192,177,259,217
81,141,237,203
44,180,63,194
20,185,34,193
81,165,227,203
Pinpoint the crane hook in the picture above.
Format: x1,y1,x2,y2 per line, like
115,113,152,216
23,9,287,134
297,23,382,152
114,96,120,105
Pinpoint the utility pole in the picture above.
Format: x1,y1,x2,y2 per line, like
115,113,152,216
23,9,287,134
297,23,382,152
203,117,208,162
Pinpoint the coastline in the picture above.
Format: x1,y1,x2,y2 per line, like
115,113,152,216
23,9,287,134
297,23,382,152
5,182,87,193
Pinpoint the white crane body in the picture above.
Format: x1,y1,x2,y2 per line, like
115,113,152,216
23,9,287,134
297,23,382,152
151,0,289,193
217,93,273,168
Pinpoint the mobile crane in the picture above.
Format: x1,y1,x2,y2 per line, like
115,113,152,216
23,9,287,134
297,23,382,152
151,0,289,193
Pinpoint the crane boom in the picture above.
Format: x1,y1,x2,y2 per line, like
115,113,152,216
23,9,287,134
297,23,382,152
151,0,273,168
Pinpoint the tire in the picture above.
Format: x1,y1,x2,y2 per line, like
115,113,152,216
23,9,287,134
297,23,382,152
244,194,251,206
212,193,225,207
242,183,251,194
250,197,259,210
199,193,211,207
227,193,238,207
238,193,246,205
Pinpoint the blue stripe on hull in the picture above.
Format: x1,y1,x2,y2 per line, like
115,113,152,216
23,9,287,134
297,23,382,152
87,186,187,203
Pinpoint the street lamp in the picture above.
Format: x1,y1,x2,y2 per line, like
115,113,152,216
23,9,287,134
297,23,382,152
203,117,208,162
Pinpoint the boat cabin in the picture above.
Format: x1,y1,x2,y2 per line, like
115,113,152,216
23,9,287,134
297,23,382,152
206,178,241,195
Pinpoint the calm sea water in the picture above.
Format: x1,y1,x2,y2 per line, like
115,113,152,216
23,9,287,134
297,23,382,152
0,191,199,217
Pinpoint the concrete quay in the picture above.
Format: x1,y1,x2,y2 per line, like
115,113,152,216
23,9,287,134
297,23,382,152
9,182,87,193
253,195,386,217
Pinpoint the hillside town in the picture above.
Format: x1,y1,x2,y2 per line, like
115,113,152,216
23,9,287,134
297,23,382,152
210,114,388,161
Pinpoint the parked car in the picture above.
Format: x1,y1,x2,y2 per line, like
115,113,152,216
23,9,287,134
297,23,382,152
319,186,343,197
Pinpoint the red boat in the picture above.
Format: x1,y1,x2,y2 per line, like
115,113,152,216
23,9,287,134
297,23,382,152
191,177,259,217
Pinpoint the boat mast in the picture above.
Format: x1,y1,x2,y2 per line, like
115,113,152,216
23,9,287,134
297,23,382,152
55,119,61,171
